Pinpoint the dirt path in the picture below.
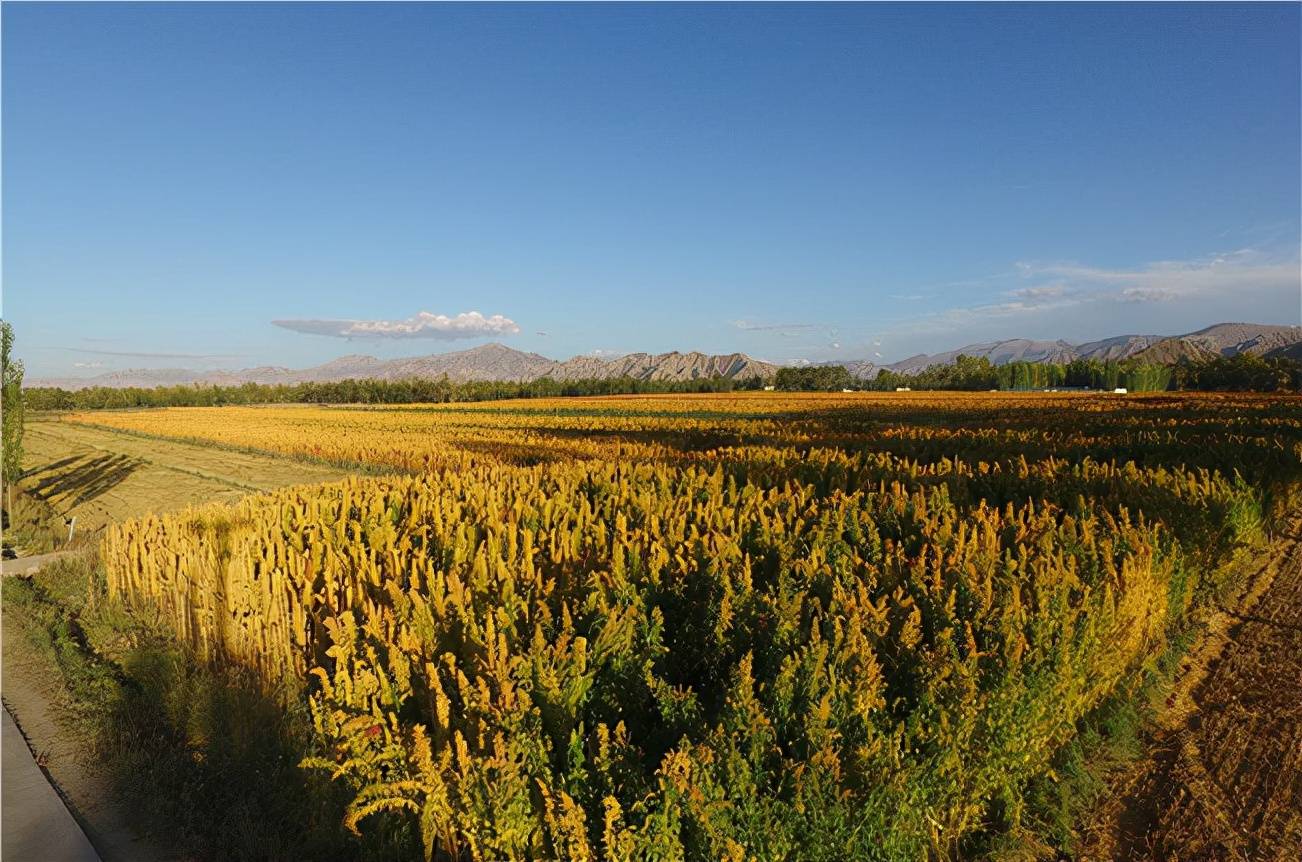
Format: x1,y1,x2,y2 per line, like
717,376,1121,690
1085,518,1302,860
1,549,75,577
1,655,183,861
2,705,101,861
2,550,185,862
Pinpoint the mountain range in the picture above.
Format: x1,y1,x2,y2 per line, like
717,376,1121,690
852,322,1302,378
30,322,1301,390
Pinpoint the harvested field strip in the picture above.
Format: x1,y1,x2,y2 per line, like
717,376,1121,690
1087,517,1302,859
19,421,349,534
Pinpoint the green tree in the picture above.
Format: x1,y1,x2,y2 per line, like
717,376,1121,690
2,321,24,485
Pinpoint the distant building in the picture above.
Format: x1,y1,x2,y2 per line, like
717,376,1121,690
895,387,912,392
1113,387,1128,394
763,384,775,391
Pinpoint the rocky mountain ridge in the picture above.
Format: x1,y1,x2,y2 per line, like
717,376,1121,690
30,322,1300,390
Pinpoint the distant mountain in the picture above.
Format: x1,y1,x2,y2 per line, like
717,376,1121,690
886,339,1078,375
28,322,1301,390
1265,342,1302,362
847,322,1301,378
1127,338,1220,366
1174,322,1302,356
554,351,773,382
1074,334,1166,361
31,344,780,390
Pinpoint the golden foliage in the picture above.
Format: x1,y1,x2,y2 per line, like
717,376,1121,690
97,392,1301,860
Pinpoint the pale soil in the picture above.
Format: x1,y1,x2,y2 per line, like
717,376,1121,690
1083,517,1302,860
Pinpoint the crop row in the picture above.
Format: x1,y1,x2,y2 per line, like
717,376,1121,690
97,392,1298,859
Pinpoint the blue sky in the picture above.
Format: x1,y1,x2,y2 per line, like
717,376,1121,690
4,2,1299,378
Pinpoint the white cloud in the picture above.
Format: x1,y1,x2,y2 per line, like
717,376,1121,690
73,361,105,369
1014,249,1299,304
273,310,520,340
1006,284,1067,300
914,246,1299,334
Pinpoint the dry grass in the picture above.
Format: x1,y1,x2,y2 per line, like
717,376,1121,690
1083,518,1302,860
17,420,350,537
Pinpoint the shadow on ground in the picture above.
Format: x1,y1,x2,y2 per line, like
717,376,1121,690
22,454,145,509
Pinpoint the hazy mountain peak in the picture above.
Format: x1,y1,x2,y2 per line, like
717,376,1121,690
26,322,1301,390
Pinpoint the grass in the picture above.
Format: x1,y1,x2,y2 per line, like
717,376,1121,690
971,536,1265,860
10,419,350,539
2,553,419,861
2,486,73,555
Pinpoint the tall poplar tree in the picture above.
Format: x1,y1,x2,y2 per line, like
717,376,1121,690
2,320,25,487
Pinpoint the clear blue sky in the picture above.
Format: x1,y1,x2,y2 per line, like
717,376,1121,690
4,2,1299,378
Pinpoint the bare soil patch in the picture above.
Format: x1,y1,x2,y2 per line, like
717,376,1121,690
1084,517,1302,860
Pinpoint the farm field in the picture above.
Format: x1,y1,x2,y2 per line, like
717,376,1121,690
42,391,1300,860
61,390,1302,476
16,419,350,538
50,393,1302,862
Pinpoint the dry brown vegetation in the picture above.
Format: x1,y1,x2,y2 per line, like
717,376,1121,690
1084,518,1302,860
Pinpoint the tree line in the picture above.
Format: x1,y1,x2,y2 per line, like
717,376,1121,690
21,351,1301,411
777,353,1300,393
864,356,1179,392
24,373,768,411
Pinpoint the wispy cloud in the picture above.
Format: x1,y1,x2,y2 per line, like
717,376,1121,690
73,361,106,369
1013,248,1298,304
1006,284,1067,300
273,310,520,340
913,246,1299,333
781,243,1298,366
65,347,244,361
732,320,821,335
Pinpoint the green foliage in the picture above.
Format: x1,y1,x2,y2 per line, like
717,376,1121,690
774,365,856,391
1171,352,1302,391
2,320,25,482
869,354,1000,391
3,554,418,861
98,393,1298,860
866,354,1295,394
24,373,769,411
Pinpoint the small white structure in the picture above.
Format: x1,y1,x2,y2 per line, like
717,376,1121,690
895,386,912,392
1113,387,1128,394
763,385,775,391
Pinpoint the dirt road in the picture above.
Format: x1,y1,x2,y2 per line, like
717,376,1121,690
1087,518,1302,860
